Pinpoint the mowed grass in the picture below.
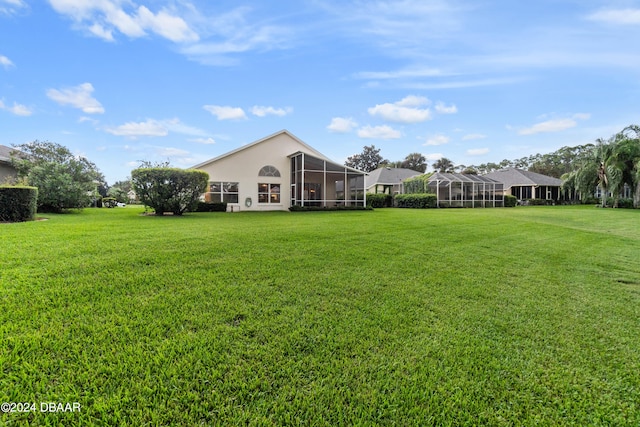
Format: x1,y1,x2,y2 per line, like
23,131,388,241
1,206,639,426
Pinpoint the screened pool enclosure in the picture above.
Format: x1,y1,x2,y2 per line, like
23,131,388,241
289,152,366,207
427,172,504,208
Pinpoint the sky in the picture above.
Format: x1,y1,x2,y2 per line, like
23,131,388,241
1,0,640,184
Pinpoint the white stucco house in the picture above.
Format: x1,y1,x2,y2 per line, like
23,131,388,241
192,130,367,211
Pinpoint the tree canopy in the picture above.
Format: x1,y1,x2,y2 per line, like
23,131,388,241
345,145,389,172
10,140,104,212
131,166,208,215
562,125,640,207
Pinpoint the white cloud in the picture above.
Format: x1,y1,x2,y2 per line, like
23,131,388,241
105,119,168,137
48,0,198,43
587,9,640,25
178,7,292,65
190,137,216,145
357,125,402,139
0,0,26,14
519,119,576,135
368,95,432,123
435,102,457,114
424,153,443,162
462,133,487,141
0,100,32,116
518,113,590,135
466,148,489,156
395,95,430,107
161,118,209,137
203,105,247,120
355,67,449,80
104,117,209,139
327,117,358,133
250,105,291,117
572,112,591,120
0,54,14,69
157,146,189,157
136,5,198,43
424,134,450,146
46,82,104,114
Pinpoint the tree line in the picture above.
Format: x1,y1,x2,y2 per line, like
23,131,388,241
345,125,640,207
344,144,597,177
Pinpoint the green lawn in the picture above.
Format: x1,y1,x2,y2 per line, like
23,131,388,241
1,206,639,426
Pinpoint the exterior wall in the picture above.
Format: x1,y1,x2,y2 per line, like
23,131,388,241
196,133,309,211
0,162,18,183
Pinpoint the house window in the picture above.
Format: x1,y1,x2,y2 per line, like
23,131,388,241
258,183,280,203
207,182,239,203
258,165,281,177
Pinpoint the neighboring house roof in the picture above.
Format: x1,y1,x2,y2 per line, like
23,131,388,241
0,144,15,164
429,172,500,184
484,168,562,187
192,129,330,170
366,167,421,187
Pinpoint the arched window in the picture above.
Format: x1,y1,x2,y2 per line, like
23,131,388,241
258,165,281,177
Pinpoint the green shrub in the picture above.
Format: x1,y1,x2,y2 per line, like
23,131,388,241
606,197,634,209
582,196,599,205
366,193,393,208
395,193,437,208
102,197,117,208
0,186,38,222
504,195,517,207
195,202,228,212
131,168,209,216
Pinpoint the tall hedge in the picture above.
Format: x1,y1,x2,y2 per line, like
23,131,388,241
0,186,38,222
403,173,433,194
131,168,209,216
395,193,437,208
366,193,393,208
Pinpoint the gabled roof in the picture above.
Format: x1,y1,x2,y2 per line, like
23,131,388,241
484,168,562,187
191,129,329,169
429,172,500,184
367,167,421,186
0,144,24,164
0,144,14,163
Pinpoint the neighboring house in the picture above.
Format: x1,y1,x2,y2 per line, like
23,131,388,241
366,167,421,194
0,144,19,183
192,130,367,211
484,168,564,202
126,190,138,204
425,172,505,208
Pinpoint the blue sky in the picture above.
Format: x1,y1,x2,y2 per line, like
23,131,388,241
1,0,640,184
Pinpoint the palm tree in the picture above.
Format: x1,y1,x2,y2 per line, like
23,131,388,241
432,157,455,173
610,125,640,207
563,125,640,207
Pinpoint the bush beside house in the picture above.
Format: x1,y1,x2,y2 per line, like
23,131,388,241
504,195,517,207
0,186,38,222
366,193,393,208
395,193,437,208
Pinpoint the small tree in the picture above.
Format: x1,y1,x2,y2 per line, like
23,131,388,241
345,145,389,172
131,167,209,215
402,152,427,173
11,140,104,212
432,157,455,173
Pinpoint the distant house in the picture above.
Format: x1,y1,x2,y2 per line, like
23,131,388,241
425,172,505,208
0,144,19,183
366,167,421,194
192,130,367,211
484,168,563,202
